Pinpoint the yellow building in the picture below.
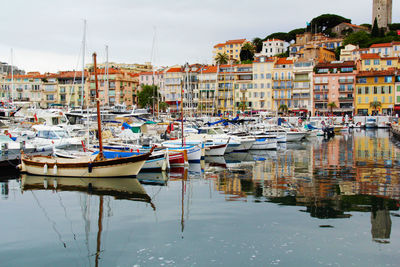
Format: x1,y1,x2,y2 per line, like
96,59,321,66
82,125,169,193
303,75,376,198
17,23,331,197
213,39,249,63
250,56,275,112
355,70,395,115
360,53,399,71
272,58,294,111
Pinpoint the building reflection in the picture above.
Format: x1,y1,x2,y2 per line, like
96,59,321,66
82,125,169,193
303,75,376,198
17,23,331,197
207,129,400,243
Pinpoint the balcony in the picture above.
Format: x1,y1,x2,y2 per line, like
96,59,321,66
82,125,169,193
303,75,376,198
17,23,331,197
338,78,354,84
272,86,290,90
339,97,354,101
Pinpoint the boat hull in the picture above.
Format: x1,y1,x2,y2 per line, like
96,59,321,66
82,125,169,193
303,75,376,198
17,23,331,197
20,153,150,178
205,143,227,156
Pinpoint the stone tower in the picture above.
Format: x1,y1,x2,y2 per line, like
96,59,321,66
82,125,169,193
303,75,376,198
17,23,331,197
372,0,392,29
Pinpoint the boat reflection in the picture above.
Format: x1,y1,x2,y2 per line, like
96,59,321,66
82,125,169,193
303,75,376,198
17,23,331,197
21,174,153,206
137,171,169,186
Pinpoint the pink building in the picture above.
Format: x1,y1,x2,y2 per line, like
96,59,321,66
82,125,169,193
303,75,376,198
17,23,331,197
313,61,357,115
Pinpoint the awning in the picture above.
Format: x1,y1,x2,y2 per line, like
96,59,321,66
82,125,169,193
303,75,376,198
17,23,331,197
394,105,400,111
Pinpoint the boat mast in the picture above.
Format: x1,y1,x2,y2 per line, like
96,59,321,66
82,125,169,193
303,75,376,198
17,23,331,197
95,195,104,267
93,53,104,158
105,45,109,108
10,48,14,103
81,19,86,113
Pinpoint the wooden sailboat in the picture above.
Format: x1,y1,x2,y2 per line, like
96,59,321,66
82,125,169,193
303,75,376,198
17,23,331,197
19,53,153,178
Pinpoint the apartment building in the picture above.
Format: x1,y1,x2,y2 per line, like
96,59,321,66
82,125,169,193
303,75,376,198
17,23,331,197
252,56,274,112
234,64,253,112
198,65,218,115
360,53,399,71
355,70,395,115
213,39,249,63
272,58,294,111
255,39,288,57
290,33,343,57
313,61,356,115
293,60,314,115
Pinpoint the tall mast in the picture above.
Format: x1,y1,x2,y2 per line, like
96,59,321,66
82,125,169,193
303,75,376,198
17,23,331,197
93,53,103,158
10,48,14,103
81,19,86,112
105,45,109,107
95,196,104,267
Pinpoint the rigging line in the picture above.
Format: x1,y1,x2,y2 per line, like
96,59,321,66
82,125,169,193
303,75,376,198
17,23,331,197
56,192,87,266
80,194,92,267
31,190,81,267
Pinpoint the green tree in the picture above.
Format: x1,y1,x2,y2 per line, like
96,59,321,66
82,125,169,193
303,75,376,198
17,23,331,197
159,101,168,112
388,23,400,31
371,17,380,37
310,14,351,35
252,37,263,53
265,32,288,42
238,102,247,111
335,46,344,60
215,53,229,65
370,101,382,115
343,31,371,48
360,23,372,30
328,102,337,115
240,42,255,62
286,28,306,42
278,104,289,115
138,85,159,109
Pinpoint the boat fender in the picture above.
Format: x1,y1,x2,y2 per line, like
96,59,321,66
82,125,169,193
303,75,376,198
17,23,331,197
88,162,93,173
53,164,57,175
53,179,58,189
43,179,48,189
43,164,48,174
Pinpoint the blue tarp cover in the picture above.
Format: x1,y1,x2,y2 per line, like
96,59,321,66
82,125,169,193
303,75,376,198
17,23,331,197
92,151,141,158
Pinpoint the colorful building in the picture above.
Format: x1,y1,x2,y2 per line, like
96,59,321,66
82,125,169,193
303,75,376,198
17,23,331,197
293,59,314,115
251,56,275,112
360,53,399,71
355,70,395,115
198,65,218,115
313,61,356,115
255,39,288,57
213,39,249,63
272,58,294,110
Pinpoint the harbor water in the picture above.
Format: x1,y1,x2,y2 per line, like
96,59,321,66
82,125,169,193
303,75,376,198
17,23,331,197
1,129,400,266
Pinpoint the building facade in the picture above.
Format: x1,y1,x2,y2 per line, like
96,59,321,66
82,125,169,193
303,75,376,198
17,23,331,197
313,61,356,115
293,60,314,115
355,70,395,115
272,58,294,111
255,39,287,57
252,56,274,112
213,39,249,63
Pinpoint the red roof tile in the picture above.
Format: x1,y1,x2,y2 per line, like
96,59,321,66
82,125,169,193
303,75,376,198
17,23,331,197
370,43,392,48
360,53,380,60
357,69,395,77
275,58,294,65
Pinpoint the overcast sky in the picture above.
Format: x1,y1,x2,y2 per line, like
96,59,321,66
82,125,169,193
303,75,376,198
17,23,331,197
0,0,398,73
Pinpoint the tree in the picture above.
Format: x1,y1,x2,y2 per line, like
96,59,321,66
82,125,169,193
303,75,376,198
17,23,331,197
371,17,380,37
265,32,288,42
238,102,247,111
360,23,372,30
240,42,255,62
138,85,159,109
335,46,344,60
370,101,382,115
286,28,306,42
215,53,229,65
328,102,337,115
388,23,400,31
278,104,289,115
310,14,351,35
252,37,263,53
343,31,371,48
159,101,168,112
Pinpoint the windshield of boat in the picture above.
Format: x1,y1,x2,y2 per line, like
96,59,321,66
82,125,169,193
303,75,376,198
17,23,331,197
37,130,70,139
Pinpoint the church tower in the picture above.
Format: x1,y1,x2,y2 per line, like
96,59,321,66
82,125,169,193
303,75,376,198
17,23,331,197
372,0,392,29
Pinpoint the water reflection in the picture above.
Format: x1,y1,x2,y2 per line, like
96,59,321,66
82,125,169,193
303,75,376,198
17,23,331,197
207,129,400,243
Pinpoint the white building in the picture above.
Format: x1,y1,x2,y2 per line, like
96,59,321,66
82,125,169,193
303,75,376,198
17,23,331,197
256,39,288,57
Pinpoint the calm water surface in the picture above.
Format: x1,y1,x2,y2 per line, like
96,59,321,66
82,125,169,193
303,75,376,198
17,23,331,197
1,129,400,266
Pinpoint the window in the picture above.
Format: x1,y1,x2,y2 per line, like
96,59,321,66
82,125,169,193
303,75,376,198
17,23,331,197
254,74,258,79
387,60,392,66
373,59,380,65
365,60,370,65
358,97,361,104
381,96,385,103
384,76,392,83
260,74,264,79
358,78,367,84
281,72,284,79
365,87,369,94
261,83,264,89
365,96,369,103
358,87,362,94
374,77,378,83
374,86,378,94
388,86,392,94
